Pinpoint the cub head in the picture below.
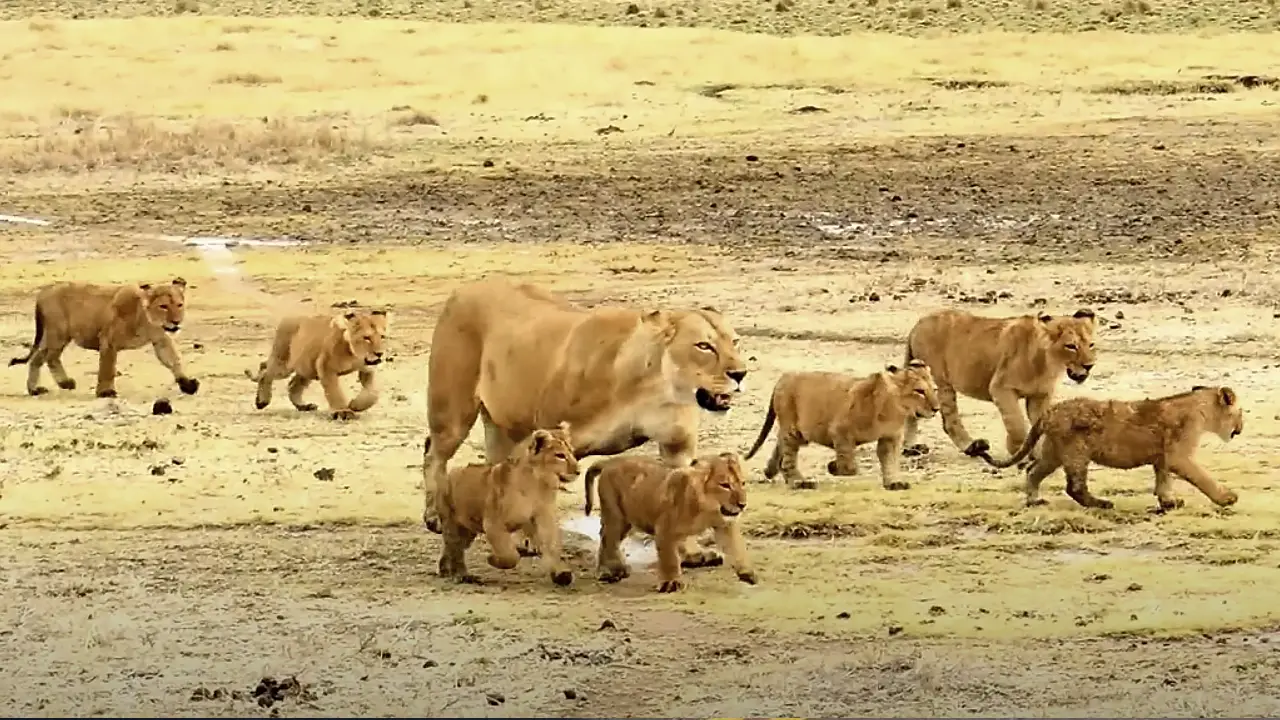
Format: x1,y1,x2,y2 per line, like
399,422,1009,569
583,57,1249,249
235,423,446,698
1038,308,1097,384
643,306,747,414
1192,385,1244,442
526,422,579,484
137,278,188,333
690,452,747,518
885,360,940,419
336,309,388,367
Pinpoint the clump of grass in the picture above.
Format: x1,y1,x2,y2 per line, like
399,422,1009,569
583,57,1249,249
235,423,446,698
215,72,282,86
1091,78,1234,95
213,41,234,51
172,0,199,13
28,19,58,32
389,107,439,126
0,115,382,174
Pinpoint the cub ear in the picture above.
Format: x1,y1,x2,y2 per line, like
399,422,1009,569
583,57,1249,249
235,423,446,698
557,420,572,434
343,311,357,320
1038,313,1053,323
171,277,188,288
1191,385,1207,392
1220,387,1237,407
884,363,900,373
370,308,388,316
138,283,153,291
689,457,701,468
1073,308,1096,322
531,430,552,454
643,309,669,326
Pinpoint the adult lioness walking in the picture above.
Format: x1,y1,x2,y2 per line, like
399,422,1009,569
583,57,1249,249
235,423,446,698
902,307,1097,458
421,279,748,534
10,278,200,399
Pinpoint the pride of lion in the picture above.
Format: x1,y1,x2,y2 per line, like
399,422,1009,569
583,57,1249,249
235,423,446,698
8,277,1246,592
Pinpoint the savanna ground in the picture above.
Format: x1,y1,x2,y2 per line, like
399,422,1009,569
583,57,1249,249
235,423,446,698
3,0,1280,715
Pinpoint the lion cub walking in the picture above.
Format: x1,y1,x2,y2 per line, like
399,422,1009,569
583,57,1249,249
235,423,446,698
743,361,940,491
584,452,758,593
10,278,200,399
434,423,580,587
245,309,387,420
967,385,1243,511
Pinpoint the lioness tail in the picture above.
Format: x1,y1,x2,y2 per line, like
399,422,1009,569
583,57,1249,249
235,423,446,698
742,398,777,461
968,419,1045,469
583,463,604,516
9,305,44,366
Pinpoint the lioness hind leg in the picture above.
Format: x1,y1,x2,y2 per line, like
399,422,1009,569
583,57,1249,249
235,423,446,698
45,345,76,391
287,375,317,412
678,536,724,569
1063,463,1113,510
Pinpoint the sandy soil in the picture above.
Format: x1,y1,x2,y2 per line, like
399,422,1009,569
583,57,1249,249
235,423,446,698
4,53,1280,720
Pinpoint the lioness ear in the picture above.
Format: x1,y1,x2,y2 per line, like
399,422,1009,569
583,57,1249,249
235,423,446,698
1220,388,1236,407
1073,308,1095,322
171,277,187,288
689,457,700,467
343,311,357,320
885,363,900,373
370,308,387,316
1038,313,1053,323
138,283,153,291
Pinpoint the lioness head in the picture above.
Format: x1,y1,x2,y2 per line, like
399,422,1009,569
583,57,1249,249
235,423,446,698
690,452,747,518
1038,309,1097,384
643,306,747,413
526,422,579,484
337,309,388,367
1193,385,1244,442
887,359,940,419
137,278,187,333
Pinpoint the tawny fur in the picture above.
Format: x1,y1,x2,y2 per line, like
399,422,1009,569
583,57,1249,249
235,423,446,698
584,452,757,593
434,423,580,587
245,309,388,420
968,385,1243,511
421,279,749,546
743,361,940,491
903,307,1098,458
10,278,199,399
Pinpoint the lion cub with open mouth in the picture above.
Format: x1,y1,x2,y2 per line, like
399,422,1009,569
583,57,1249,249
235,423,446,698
585,452,757,593
434,423,579,587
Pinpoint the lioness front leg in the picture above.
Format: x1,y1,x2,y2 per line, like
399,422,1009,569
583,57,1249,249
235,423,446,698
1170,457,1238,508
153,334,199,395
1152,464,1184,512
347,367,379,413
654,529,687,593
989,384,1030,456
287,375,318,412
876,435,910,491
317,365,355,420
482,515,522,571
826,438,860,477
95,342,120,398
531,512,574,587
937,382,980,454
777,433,816,490
713,523,758,585
679,536,723,569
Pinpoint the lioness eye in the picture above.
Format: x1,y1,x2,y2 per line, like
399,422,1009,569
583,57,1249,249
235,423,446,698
915,389,926,395
695,342,715,352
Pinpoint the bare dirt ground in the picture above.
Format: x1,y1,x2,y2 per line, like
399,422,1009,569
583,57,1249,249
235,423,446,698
4,8,1280,719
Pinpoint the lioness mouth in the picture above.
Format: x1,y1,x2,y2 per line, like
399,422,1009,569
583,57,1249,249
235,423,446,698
720,506,741,517
164,325,181,333
1067,371,1089,383
1231,430,1241,438
365,358,382,366
695,388,733,413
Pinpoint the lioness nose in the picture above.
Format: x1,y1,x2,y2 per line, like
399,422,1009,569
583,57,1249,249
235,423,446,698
727,370,747,383
1082,364,1094,372
737,501,747,511
373,351,384,358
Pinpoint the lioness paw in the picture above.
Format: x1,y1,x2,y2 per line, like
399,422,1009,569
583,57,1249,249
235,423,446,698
29,386,49,397
457,574,483,585
177,377,200,395
254,399,269,410
1219,490,1239,507
57,378,77,390
657,578,686,593
736,569,758,585
332,408,357,421
902,443,930,457
884,480,911,491
550,569,575,587
96,388,118,399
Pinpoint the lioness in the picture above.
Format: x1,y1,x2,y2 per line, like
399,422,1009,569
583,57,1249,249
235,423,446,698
743,361,940,491
244,309,387,420
903,307,1097,458
10,278,200,399
434,423,580,587
966,385,1243,511
585,451,757,593
422,279,748,539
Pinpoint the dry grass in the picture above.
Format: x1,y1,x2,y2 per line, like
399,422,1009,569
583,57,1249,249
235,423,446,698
2,17,1280,177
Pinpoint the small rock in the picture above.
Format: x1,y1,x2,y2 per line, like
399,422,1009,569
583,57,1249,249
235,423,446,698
423,659,438,668
486,692,505,706
1114,310,1125,319
150,464,167,477
314,468,335,482
927,605,946,616
267,447,278,454
171,457,184,466
598,618,617,631
835,611,851,619
1127,582,1143,591
887,624,904,636
867,292,880,302
482,159,494,168
745,154,759,162
152,398,173,415
624,1,639,12
563,688,578,700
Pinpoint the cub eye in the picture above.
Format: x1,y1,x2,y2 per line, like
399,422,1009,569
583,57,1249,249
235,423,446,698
555,453,569,460
719,481,732,489
695,342,715,352
914,388,926,396
1064,343,1078,352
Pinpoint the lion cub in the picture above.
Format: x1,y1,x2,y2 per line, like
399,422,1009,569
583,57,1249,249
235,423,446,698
245,309,387,420
435,423,580,587
584,452,758,593
10,278,199,399
967,385,1243,511
743,361,940,491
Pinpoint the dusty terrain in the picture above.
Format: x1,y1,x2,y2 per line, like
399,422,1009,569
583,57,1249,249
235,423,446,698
4,6,1280,719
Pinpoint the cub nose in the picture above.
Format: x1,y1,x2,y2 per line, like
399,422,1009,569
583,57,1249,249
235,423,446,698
727,370,747,383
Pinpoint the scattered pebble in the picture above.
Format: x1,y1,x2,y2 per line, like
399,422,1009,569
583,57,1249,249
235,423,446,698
152,398,173,415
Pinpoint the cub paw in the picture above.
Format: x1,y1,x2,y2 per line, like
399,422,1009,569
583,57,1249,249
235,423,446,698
331,408,357,421
95,389,118,399
1157,497,1186,511
57,378,77,390
598,566,629,583
295,403,318,412
681,553,723,569
550,570,575,587
255,399,269,410
423,515,442,534
656,578,686,594
883,480,911,491
177,377,200,395
456,574,482,585
29,386,49,397
1218,490,1239,507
